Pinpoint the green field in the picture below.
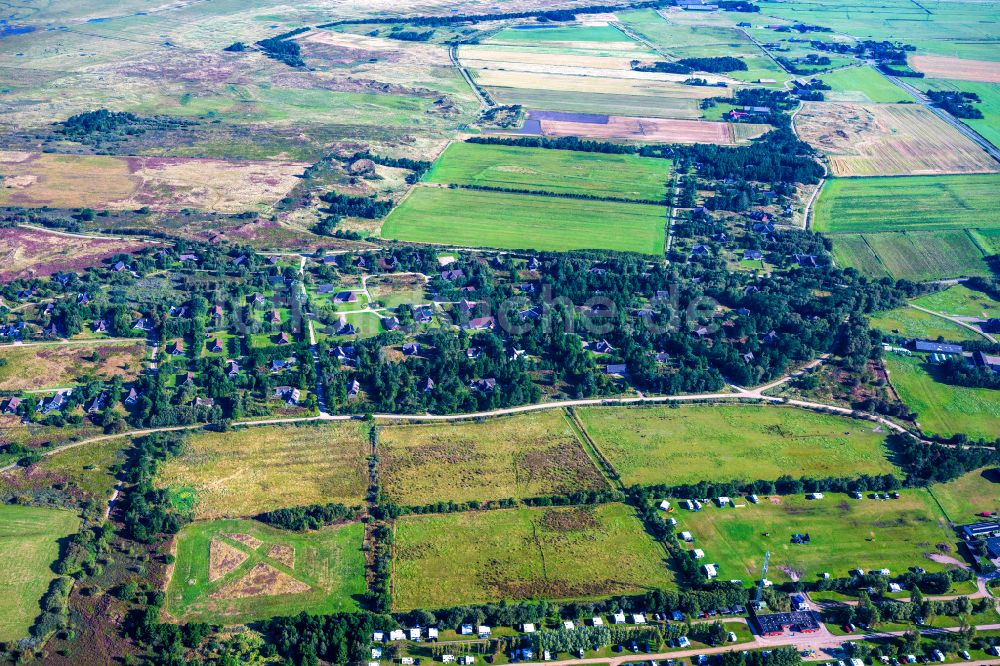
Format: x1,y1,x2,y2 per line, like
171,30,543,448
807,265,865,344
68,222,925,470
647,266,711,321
165,519,365,625
819,66,914,103
379,412,608,506
885,354,1000,441
911,284,1000,319
0,505,80,642
156,423,369,519
814,174,1000,234
381,187,666,255
929,467,1000,524
392,503,673,610
576,405,897,487
868,306,982,342
425,142,670,201
834,230,991,281
672,490,956,584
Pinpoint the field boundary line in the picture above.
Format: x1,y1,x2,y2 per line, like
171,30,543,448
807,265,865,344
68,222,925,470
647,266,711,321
564,407,622,492
907,303,997,342
860,233,893,277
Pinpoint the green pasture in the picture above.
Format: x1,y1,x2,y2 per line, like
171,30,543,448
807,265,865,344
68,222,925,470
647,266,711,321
929,467,1000,524
911,284,1000,319
819,66,914,103
868,306,982,342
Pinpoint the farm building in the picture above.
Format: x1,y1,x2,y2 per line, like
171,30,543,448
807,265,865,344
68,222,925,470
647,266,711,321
613,612,626,624
753,611,821,637
702,563,717,579
592,617,604,626
680,531,694,542
914,340,963,354
960,521,1000,540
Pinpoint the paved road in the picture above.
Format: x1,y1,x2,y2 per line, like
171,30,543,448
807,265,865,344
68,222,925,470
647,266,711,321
450,44,493,107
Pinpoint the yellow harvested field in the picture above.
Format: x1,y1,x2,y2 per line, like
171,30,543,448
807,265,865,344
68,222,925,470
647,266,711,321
909,55,1000,83
794,102,999,176
0,152,307,213
538,116,768,144
472,69,721,98
467,61,734,85
155,423,369,519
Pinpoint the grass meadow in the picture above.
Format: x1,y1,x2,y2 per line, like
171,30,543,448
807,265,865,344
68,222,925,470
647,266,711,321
0,505,80,642
929,468,1000,524
830,234,891,279
0,437,124,503
672,490,956,584
0,341,147,391
576,405,897,487
924,79,1000,151
392,503,673,610
381,187,666,255
884,355,1000,441
378,412,608,506
868,306,982,342
164,519,365,625
911,284,1000,319
814,174,1000,233
155,423,369,519
425,142,670,201
819,66,914,103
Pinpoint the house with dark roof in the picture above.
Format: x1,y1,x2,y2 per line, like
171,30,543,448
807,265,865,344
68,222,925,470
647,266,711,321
382,316,400,331
690,244,710,258
604,364,628,377
744,249,763,261
592,339,615,354
317,284,335,295
914,340,963,354
334,291,358,304
347,379,361,397
168,340,185,356
275,332,291,345
959,521,1000,541
3,397,22,414
268,310,281,324
470,378,497,392
441,269,465,281
754,611,820,637
466,316,495,331
794,254,818,268
207,338,223,353
124,388,141,406
402,343,421,356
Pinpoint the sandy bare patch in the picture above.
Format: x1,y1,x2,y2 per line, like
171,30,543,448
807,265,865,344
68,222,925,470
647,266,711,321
208,538,248,582
224,533,263,550
267,543,295,569
794,102,999,176
537,116,766,144
909,55,1000,83
209,562,310,599
926,553,971,569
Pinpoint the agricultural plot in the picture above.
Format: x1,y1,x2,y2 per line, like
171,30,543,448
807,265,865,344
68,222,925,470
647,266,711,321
912,284,1000,319
829,235,890,279
672,490,957,584
884,354,1000,441
165,519,365,625
381,187,666,255
392,503,673,610
0,152,307,214
794,103,999,176
425,142,669,201
527,115,768,145
818,66,914,103
155,423,369,519
0,505,80,643
378,412,608,506
813,174,1000,233
485,88,706,120
929,468,1000,524
0,226,149,282
910,56,1000,84
868,306,982,342
576,405,897,487
0,341,148,391
859,231,991,282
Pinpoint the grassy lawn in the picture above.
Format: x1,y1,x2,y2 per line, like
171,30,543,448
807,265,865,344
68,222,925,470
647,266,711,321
0,341,147,391
830,234,892,279
155,423,369,519
868,306,982,342
831,230,991,281
392,503,674,610
819,65,914,103
884,354,1000,441
381,187,666,255
672,490,956,584
929,467,1000,524
576,405,897,487
813,174,1000,233
164,518,365,625
379,411,608,506
0,505,80,643
911,284,1000,319
425,142,670,202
